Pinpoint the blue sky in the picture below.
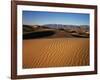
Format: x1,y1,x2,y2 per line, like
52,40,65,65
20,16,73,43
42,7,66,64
22,11,90,26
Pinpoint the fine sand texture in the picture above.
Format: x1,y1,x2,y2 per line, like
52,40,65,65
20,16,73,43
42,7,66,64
23,38,89,68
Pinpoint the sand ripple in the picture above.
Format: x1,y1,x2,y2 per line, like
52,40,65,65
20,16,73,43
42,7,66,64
23,38,89,68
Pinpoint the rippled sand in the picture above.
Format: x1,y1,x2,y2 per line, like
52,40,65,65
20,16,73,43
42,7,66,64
23,38,89,68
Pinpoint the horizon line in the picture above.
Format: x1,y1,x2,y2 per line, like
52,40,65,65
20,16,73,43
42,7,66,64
23,24,89,26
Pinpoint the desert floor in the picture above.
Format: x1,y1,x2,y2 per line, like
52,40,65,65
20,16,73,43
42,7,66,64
23,38,89,68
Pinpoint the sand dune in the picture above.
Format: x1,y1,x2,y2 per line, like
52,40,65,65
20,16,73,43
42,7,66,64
23,38,89,68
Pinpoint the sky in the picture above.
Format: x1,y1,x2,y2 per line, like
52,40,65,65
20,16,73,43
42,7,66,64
22,11,90,26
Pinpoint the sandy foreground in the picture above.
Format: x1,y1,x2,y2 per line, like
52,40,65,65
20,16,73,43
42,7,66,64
23,38,89,68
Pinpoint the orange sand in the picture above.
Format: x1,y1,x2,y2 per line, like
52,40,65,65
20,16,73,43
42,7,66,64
23,38,89,68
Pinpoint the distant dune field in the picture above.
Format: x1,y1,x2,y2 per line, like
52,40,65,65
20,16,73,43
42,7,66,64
23,38,89,68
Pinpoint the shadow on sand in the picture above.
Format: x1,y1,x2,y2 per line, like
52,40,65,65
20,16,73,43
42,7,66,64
23,31,55,39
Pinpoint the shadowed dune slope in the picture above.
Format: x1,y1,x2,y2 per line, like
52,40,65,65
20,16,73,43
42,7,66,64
23,38,89,68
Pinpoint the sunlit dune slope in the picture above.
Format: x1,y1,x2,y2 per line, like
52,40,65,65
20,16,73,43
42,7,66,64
23,38,89,68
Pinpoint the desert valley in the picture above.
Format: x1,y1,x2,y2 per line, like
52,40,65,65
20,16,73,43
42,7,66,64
23,24,89,68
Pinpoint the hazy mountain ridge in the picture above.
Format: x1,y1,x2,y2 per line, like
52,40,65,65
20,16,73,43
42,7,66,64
23,24,89,31
43,24,89,31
